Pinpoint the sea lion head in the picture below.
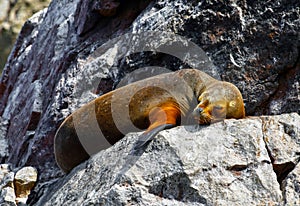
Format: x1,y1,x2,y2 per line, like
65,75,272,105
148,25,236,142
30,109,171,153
193,81,245,124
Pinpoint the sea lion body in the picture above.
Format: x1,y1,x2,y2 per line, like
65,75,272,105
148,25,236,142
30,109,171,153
54,69,245,172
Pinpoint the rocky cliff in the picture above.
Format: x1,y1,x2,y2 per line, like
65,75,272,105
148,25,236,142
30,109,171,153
0,0,299,205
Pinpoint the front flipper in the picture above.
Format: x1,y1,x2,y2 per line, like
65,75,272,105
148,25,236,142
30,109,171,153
134,124,175,150
132,103,181,152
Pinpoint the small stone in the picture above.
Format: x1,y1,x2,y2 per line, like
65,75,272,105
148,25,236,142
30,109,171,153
0,164,11,180
0,171,15,188
14,166,38,204
0,187,17,206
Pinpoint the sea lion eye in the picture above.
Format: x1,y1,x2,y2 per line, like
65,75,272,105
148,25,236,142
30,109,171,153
212,105,226,118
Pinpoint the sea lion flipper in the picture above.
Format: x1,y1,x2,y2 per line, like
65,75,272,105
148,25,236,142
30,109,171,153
134,124,175,150
133,103,181,150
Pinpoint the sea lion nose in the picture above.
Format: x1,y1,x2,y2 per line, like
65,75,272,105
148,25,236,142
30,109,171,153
192,107,203,116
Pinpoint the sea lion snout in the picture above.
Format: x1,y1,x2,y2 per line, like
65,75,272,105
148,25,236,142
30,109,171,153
192,104,213,125
192,107,203,117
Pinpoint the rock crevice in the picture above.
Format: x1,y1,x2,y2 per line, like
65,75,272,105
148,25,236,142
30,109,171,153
260,113,300,203
0,0,299,204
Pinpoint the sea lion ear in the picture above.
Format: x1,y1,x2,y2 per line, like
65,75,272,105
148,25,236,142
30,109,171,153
229,101,236,108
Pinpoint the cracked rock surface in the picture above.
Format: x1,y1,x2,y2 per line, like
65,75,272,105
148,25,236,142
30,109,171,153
0,0,299,204
35,114,299,205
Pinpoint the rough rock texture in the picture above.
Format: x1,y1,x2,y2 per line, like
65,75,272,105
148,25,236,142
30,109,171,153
0,117,9,163
0,164,38,205
0,164,15,205
0,0,299,204
14,166,38,204
34,113,299,205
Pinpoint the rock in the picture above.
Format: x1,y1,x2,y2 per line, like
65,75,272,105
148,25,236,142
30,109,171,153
0,117,9,162
34,114,300,205
0,187,16,206
283,163,300,205
0,164,10,179
14,166,38,204
0,171,14,189
0,0,299,204
93,0,120,17
261,113,300,186
0,165,38,205
262,113,300,165
0,164,15,205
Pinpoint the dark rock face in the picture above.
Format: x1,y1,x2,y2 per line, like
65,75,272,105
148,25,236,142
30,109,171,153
0,0,152,179
0,0,299,204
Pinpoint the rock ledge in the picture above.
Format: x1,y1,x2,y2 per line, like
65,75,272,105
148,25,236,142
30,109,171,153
35,113,300,205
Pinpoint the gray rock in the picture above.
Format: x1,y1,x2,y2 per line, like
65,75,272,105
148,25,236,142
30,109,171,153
261,113,300,184
0,164,10,178
283,163,300,205
0,171,14,189
0,164,15,205
0,187,16,206
0,165,38,205
36,114,300,205
0,117,9,162
0,0,299,204
261,113,300,164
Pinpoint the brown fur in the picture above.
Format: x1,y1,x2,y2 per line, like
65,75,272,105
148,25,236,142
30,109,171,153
54,69,245,172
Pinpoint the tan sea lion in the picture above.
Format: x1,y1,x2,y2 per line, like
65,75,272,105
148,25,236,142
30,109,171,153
54,69,245,172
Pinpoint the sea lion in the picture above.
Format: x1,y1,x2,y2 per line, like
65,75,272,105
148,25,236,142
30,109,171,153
54,69,245,172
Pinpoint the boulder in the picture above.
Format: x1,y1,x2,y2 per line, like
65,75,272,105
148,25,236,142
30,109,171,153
35,113,299,205
0,0,299,204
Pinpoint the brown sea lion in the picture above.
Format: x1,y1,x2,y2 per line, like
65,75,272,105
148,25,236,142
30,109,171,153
54,69,245,172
